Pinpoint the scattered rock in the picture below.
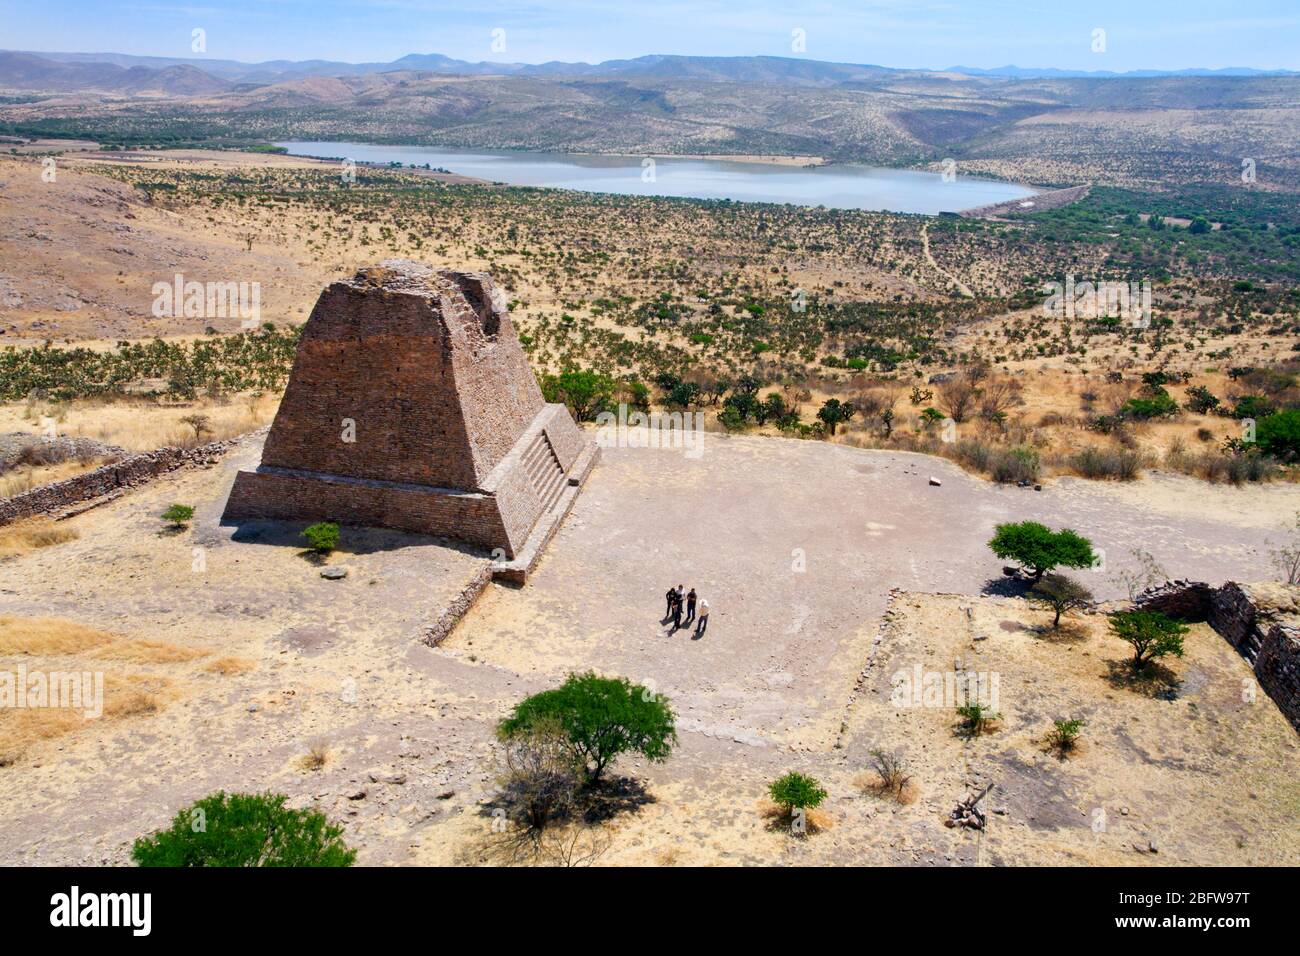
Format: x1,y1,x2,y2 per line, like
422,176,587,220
320,566,348,580
928,477,942,486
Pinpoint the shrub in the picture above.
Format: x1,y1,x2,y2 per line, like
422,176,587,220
497,716,582,832
1046,718,1086,756
956,701,1000,735
867,749,912,800
498,671,676,783
131,791,356,867
301,521,340,554
768,772,827,816
989,521,1097,580
1069,446,1141,480
1108,610,1188,670
990,445,1040,483
1257,410,1300,462
1232,395,1275,420
162,504,194,528
1122,392,1179,420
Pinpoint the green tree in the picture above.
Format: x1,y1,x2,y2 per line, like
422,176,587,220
989,521,1096,581
768,772,827,817
542,369,615,422
162,504,194,529
498,671,676,783
817,398,855,436
1256,410,1300,461
1108,610,1188,670
131,791,356,867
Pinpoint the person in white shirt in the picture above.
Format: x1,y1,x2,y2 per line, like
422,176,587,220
693,599,710,638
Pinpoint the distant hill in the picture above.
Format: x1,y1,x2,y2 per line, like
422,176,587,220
8,49,1295,90
0,51,233,95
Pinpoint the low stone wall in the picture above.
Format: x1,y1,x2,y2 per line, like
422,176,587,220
1129,579,1214,621
1136,579,1300,732
0,436,243,526
420,565,494,647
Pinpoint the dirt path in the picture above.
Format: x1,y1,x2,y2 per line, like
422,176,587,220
921,222,973,298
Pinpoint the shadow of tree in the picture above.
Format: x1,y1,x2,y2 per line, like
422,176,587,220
981,576,1032,598
1029,619,1090,643
580,775,656,824
1103,658,1182,699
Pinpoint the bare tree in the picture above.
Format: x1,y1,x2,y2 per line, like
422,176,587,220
1271,512,1300,585
939,376,981,424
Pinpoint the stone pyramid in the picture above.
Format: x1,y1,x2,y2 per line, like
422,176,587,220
222,260,597,569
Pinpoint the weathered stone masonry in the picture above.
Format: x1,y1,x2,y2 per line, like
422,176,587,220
222,261,597,561
1137,579,1300,732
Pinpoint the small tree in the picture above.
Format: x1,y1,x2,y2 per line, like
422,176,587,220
1030,573,1094,628
1046,718,1085,756
162,504,195,530
498,671,676,784
179,413,212,443
1108,610,1188,670
867,748,912,800
989,521,1096,581
1271,511,1300,585
131,791,355,867
301,521,340,555
816,399,854,436
768,771,827,820
497,716,582,833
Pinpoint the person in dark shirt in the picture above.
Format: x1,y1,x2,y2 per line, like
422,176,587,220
684,588,698,625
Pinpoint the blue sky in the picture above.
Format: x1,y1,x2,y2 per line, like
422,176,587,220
3,0,1298,71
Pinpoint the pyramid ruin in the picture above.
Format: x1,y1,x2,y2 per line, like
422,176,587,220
221,261,597,574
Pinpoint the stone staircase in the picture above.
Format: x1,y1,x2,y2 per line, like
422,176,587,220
521,431,566,514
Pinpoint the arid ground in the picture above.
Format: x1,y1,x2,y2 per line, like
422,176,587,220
1,432,1296,866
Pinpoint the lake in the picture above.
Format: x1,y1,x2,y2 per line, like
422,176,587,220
276,141,1038,215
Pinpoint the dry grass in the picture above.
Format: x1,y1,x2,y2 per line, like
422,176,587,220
0,520,79,560
299,743,330,771
204,656,255,675
0,460,106,499
0,394,277,455
0,674,176,765
0,616,115,655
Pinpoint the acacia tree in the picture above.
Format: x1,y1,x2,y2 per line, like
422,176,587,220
498,672,676,783
1030,574,1094,628
989,521,1096,581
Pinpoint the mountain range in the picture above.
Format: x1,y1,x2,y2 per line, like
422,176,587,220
2,49,1295,95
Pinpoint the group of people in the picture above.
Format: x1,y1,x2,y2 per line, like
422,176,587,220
663,584,709,638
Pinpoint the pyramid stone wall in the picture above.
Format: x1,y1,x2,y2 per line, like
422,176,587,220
221,261,596,559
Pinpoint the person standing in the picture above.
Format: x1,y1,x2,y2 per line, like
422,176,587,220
664,586,676,621
671,590,683,631
694,599,709,639
684,588,697,625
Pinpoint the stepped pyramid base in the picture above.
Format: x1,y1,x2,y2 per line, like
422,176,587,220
223,403,595,562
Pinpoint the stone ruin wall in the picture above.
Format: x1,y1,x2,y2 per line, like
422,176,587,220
0,437,242,526
1136,579,1300,732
